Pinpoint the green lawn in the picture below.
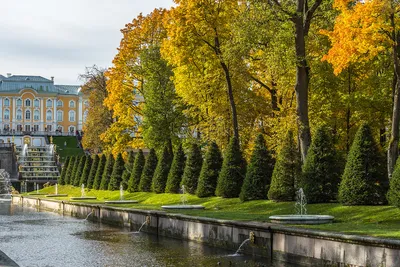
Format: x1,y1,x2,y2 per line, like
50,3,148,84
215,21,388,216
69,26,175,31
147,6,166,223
31,185,400,239
52,136,84,162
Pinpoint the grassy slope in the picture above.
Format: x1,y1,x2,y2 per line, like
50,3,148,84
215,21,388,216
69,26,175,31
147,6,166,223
53,136,84,162
33,185,400,239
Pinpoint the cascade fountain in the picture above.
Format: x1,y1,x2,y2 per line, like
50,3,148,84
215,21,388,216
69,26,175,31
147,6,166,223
105,184,138,204
269,188,334,224
70,184,97,200
162,185,205,210
0,170,12,201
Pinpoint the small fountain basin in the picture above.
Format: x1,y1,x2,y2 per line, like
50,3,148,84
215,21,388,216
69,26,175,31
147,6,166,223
269,215,334,225
69,196,97,200
45,194,68,197
161,205,205,210
104,200,138,204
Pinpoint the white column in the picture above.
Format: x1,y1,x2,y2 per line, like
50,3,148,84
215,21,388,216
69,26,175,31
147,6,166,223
78,96,83,130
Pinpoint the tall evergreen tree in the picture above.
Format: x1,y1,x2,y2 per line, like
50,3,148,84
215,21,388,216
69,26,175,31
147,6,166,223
301,126,341,203
240,134,274,202
388,158,400,207
196,142,223,198
92,154,106,190
339,123,388,205
152,145,172,193
58,156,70,185
268,131,302,201
79,156,93,186
64,156,76,185
108,153,125,191
165,144,186,193
87,155,100,189
121,170,130,190
139,148,158,192
69,156,80,186
122,151,136,189
73,155,86,186
216,137,247,198
100,154,114,190
181,143,202,194
127,149,145,192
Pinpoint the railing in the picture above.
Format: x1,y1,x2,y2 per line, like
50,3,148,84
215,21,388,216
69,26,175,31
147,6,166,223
0,130,76,136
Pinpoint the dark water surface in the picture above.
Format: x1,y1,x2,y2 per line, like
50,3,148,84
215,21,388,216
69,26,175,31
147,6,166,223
0,203,300,267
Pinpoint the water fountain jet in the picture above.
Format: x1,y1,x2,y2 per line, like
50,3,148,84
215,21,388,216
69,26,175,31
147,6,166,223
161,185,205,210
70,184,96,200
45,183,68,197
104,184,138,204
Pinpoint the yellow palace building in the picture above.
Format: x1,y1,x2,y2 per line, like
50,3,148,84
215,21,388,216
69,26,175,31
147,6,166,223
0,73,87,141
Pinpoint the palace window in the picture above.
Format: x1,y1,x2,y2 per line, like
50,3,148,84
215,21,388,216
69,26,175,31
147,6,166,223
25,110,31,120
4,109,9,120
57,110,63,122
34,99,39,107
25,125,30,132
69,100,75,108
16,109,22,120
57,100,63,107
69,126,75,133
46,110,52,121
17,125,22,132
25,99,31,107
16,98,22,107
34,110,40,120
4,98,9,107
69,110,75,122
33,125,39,132
46,99,52,107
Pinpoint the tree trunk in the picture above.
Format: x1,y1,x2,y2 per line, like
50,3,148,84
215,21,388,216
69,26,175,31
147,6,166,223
294,13,311,163
221,61,239,140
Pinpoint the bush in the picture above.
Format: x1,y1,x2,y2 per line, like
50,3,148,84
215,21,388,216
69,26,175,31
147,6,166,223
338,123,388,205
240,134,274,202
79,156,93,186
92,154,107,190
216,137,247,198
58,156,70,185
165,144,186,193
180,143,202,194
300,126,341,203
196,142,223,198
128,150,145,192
73,156,86,186
87,155,100,189
69,156,80,185
152,145,172,193
108,153,125,191
139,148,158,192
100,154,114,190
268,131,301,201
388,158,400,207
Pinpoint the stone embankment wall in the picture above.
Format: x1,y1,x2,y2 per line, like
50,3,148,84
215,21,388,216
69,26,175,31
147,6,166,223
12,196,400,267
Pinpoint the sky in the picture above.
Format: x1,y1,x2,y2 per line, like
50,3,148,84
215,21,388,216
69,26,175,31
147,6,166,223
0,0,174,85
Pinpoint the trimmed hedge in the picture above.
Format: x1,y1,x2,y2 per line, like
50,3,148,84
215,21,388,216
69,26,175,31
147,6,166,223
100,154,114,190
180,143,202,194
152,145,172,193
92,154,106,190
87,155,100,189
139,148,158,192
165,144,186,193
58,156,70,185
127,150,145,192
196,142,222,198
79,155,93,186
108,153,125,191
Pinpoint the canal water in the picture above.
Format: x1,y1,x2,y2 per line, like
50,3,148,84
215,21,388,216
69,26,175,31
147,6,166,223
0,203,300,267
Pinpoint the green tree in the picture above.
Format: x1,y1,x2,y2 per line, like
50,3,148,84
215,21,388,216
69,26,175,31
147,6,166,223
58,156,70,185
73,156,86,186
301,126,341,203
125,151,135,171
216,137,247,198
196,142,223,198
64,156,76,185
92,154,107,190
339,123,388,205
87,155,100,189
181,143,202,194
127,150,145,192
70,156,80,186
79,156,93,186
152,145,172,193
165,144,186,193
139,148,158,192
240,134,274,202
121,170,130,190
100,154,114,190
268,131,302,201
108,153,125,191
388,158,400,207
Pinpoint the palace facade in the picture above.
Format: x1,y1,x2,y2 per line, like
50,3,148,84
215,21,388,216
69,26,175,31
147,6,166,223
0,74,87,135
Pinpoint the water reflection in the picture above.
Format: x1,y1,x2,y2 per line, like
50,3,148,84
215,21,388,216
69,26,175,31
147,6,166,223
0,203,300,267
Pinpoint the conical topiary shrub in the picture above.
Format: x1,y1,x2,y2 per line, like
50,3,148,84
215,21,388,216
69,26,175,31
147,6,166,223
165,144,186,193
240,134,274,202
127,150,145,192
87,155,100,189
100,154,114,190
180,143,202,194
388,158,400,207
196,142,223,198
125,151,135,171
70,156,80,185
79,155,93,186
73,155,86,186
92,154,106,190
64,156,75,185
139,148,158,192
300,126,341,203
121,170,130,190
268,131,301,201
108,153,125,191
58,156,70,185
152,145,172,193
338,123,388,205
216,137,247,198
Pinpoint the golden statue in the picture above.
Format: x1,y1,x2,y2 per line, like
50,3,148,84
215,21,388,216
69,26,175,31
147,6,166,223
12,135,15,143
50,136,53,144
24,137,31,145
